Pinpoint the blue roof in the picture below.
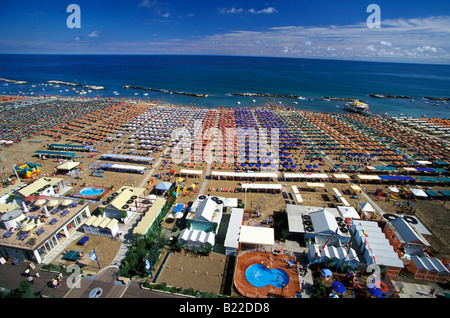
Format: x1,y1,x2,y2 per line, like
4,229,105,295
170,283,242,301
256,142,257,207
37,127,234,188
378,175,415,181
156,182,172,191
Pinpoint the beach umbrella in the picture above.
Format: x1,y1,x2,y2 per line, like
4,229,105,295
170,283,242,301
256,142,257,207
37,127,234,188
47,199,59,207
34,199,46,206
332,281,346,294
62,199,73,206
24,195,35,202
21,223,36,232
367,284,383,298
321,269,332,278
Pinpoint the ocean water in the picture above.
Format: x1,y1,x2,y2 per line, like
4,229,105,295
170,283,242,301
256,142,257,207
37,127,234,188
0,54,449,118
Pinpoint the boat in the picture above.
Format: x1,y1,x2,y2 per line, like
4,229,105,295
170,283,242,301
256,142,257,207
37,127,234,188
344,100,369,113
293,101,298,104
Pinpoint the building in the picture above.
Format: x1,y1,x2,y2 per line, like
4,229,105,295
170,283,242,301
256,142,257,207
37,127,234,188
83,215,119,238
224,208,244,256
351,219,404,275
286,204,351,246
100,186,146,223
308,244,359,268
178,195,225,252
382,214,432,258
186,196,223,234
0,197,90,264
407,255,449,282
12,177,63,205
132,198,166,237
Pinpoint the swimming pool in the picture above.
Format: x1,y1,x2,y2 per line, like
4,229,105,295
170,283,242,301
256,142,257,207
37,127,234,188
79,187,105,196
245,264,289,288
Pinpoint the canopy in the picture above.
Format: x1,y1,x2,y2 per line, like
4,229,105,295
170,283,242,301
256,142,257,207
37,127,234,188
156,182,172,191
239,226,274,246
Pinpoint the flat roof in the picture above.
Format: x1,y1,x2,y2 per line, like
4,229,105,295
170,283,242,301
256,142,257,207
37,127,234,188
239,226,274,246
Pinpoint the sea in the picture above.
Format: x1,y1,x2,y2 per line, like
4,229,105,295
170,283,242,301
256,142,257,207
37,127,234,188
1,54,449,118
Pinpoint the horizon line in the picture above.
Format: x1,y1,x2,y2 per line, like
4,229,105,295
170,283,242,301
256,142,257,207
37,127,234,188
0,52,449,66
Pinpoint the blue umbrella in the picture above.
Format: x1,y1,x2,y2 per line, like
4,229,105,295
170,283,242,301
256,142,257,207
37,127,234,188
240,163,246,167
367,285,382,297
313,164,319,169
321,269,332,278
332,281,346,294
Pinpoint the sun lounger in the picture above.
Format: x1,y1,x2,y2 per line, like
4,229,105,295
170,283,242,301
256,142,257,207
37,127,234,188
36,227,45,235
77,236,89,245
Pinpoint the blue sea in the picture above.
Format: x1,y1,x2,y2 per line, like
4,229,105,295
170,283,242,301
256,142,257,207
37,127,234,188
1,54,449,118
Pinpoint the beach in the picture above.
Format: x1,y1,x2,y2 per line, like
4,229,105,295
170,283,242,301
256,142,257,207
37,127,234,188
0,94,449,299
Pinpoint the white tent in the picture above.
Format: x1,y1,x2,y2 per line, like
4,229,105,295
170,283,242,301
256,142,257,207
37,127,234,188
358,202,375,214
337,206,360,219
411,188,428,198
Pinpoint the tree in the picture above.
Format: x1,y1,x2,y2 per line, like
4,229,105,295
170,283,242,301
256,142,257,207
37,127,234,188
312,278,327,298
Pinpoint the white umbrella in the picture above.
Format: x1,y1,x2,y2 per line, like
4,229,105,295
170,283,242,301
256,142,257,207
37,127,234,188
47,199,59,207
22,202,29,213
62,199,73,206
34,199,46,206
21,223,36,232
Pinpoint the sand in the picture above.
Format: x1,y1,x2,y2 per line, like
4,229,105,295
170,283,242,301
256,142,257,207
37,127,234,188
1,96,450,298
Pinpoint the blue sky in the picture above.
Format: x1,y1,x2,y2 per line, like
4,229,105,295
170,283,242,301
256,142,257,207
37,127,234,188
0,0,449,63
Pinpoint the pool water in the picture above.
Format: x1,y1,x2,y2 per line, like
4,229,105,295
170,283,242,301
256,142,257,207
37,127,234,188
245,264,289,288
80,187,105,196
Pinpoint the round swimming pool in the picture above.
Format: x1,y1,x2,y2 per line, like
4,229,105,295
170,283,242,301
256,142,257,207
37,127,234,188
245,264,289,288
80,187,105,196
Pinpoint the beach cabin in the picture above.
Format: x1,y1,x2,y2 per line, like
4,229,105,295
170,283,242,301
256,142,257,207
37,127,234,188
308,244,359,268
101,186,146,223
83,215,119,238
407,255,450,282
178,228,215,252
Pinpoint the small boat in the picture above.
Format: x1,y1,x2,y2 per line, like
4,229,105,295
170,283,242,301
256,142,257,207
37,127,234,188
237,101,241,104
293,101,298,104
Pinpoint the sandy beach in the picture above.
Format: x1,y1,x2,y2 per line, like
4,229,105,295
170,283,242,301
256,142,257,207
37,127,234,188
1,95,449,298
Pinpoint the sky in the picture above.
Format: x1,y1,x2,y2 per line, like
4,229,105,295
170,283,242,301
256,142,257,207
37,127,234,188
0,0,449,64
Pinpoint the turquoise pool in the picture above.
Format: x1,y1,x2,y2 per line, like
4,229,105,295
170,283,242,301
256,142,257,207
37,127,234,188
80,187,105,196
245,264,289,288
